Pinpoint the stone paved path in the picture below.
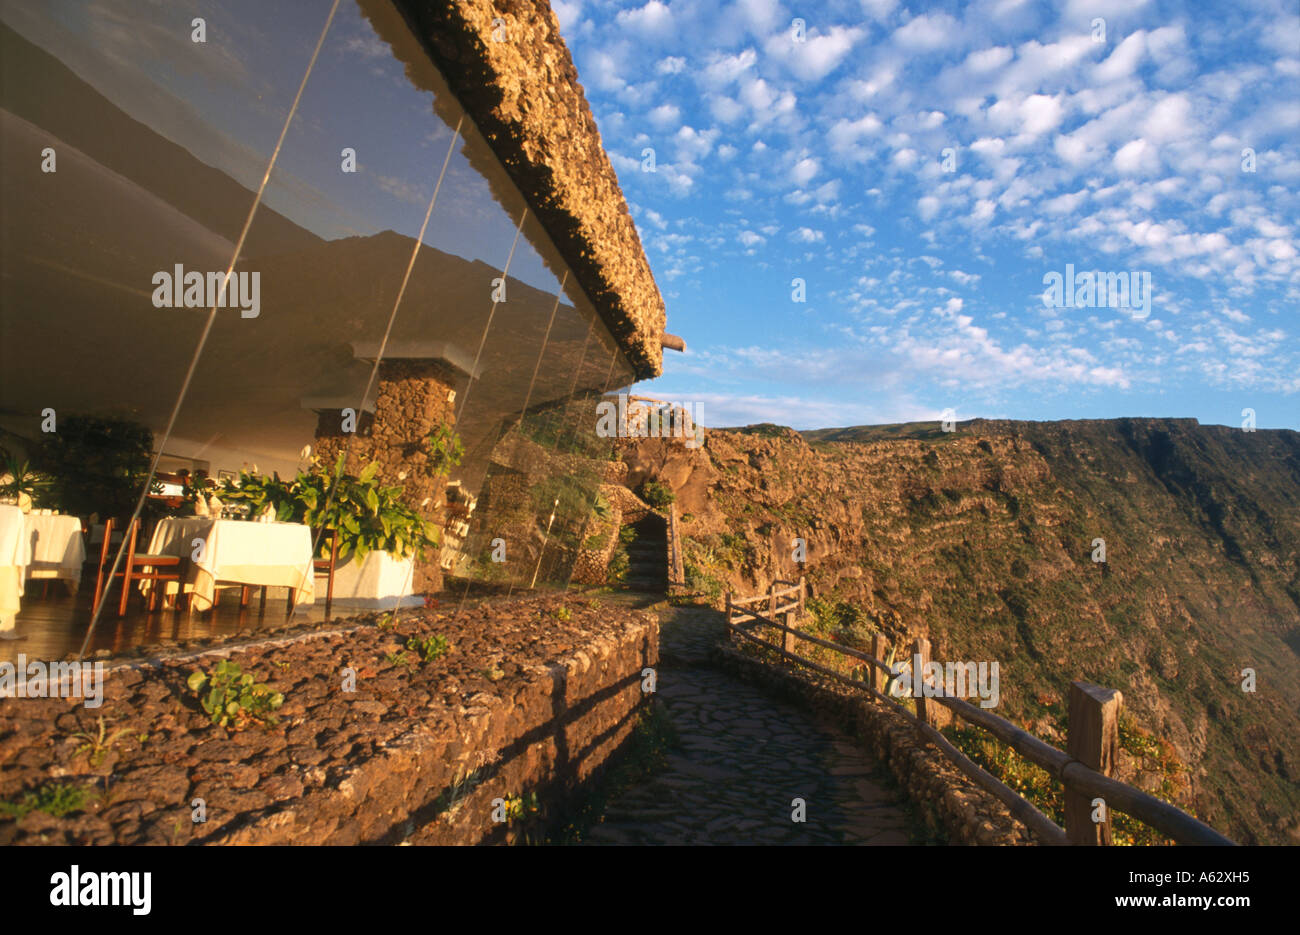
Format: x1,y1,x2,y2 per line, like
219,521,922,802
584,605,914,845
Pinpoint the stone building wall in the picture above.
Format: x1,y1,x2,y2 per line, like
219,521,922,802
313,359,460,594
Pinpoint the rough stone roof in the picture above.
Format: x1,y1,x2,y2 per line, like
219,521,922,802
386,0,667,379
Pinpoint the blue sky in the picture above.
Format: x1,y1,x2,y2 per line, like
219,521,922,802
556,0,1299,430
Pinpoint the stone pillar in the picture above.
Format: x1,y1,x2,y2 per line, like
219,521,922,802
313,360,460,594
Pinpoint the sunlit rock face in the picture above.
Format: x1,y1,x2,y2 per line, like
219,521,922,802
622,417,1300,845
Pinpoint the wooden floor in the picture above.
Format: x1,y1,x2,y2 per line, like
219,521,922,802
2,574,336,664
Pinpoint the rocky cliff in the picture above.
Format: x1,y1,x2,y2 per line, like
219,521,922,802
618,417,1300,844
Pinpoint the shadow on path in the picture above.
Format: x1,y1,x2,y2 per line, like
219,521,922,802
584,606,915,845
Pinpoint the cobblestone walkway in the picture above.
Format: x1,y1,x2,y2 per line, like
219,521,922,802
585,606,915,845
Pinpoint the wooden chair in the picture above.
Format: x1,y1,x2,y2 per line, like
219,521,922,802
313,528,339,614
91,518,187,616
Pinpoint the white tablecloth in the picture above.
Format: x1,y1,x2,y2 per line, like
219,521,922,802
0,505,32,634
147,518,315,611
23,514,85,585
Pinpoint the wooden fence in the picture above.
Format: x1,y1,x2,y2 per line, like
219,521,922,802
724,578,1233,846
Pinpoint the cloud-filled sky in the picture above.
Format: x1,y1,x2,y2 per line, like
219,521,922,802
556,0,1299,430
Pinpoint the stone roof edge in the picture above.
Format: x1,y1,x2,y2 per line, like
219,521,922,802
389,0,667,379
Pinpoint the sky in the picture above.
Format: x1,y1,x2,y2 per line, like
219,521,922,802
555,0,1299,430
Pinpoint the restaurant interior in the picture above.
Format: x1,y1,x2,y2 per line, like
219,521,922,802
0,0,640,663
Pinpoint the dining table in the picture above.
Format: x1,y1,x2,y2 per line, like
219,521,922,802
146,517,316,612
23,513,85,592
0,505,32,637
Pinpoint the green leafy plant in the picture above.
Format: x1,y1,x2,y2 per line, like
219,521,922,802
384,650,411,667
220,454,440,565
0,454,53,507
425,425,465,475
551,606,572,621
501,791,539,824
32,414,154,521
0,781,94,819
406,634,451,662
186,660,284,729
216,470,298,522
68,716,135,769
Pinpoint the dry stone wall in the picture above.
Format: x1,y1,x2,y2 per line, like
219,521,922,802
0,597,656,845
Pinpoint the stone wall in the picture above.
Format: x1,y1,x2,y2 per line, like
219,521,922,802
712,643,1035,845
0,596,657,845
313,359,460,593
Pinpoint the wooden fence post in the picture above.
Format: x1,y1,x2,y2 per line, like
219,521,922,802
798,576,806,620
769,582,778,647
912,637,932,737
871,634,888,698
1065,681,1123,845
724,592,732,645
782,609,797,656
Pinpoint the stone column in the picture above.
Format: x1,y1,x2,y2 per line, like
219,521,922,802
313,359,460,594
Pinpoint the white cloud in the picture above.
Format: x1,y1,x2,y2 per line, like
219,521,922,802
1095,31,1146,82
1113,138,1158,174
965,46,1013,73
767,26,866,81
552,0,582,31
648,103,680,128
1020,94,1064,136
791,157,820,186
616,1,674,39
892,13,960,52
702,48,758,87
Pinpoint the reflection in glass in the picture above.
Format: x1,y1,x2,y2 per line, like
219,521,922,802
0,0,649,658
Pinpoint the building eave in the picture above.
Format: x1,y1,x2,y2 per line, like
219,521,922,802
385,0,667,380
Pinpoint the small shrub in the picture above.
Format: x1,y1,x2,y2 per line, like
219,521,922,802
501,791,539,824
68,716,135,769
384,650,411,667
551,606,572,621
640,481,676,509
0,781,94,819
186,660,284,729
406,634,451,662
608,547,630,582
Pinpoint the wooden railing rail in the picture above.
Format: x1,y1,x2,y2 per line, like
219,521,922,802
723,581,1234,847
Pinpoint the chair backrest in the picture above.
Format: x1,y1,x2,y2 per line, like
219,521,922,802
98,517,116,569
314,528,339,567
